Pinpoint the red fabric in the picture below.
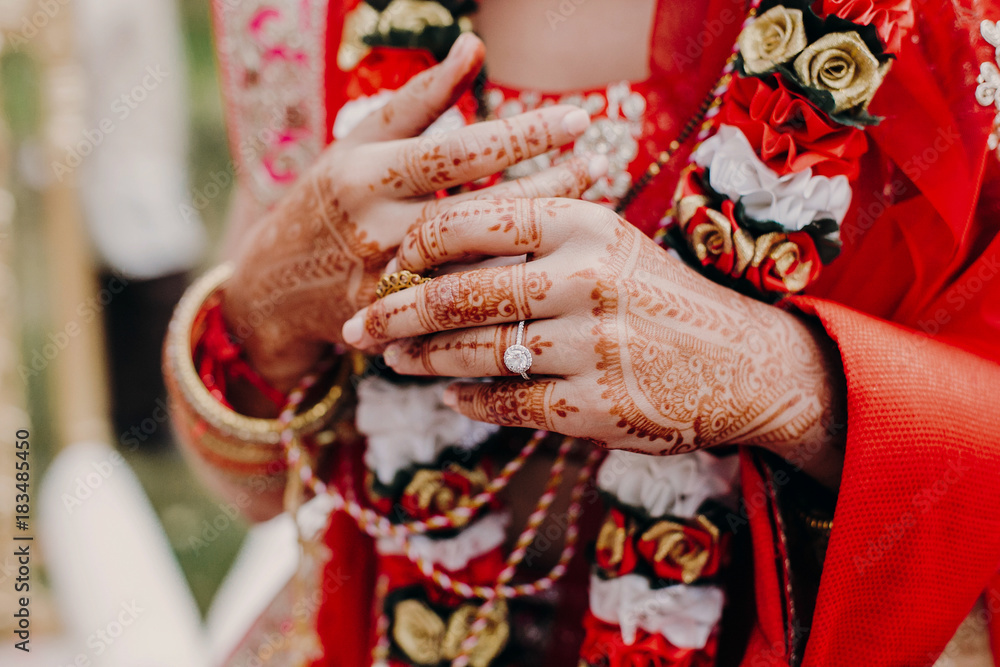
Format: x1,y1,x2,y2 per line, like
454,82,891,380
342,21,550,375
735,1,1000,663
779,297,1000,665
193,300,287,409
580,612,717,667
720,74,869,179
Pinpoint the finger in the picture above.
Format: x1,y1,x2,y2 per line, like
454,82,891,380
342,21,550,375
452,155,608,202
401,157,605,256
343,261,567,349
383,318,589,378
442,378,580,432
397,198,595,275
347,33,485,144
370,104,592,197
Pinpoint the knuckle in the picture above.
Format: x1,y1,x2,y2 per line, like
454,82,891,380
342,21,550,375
364,302,391,342
454,329,484,372
444,131,484,173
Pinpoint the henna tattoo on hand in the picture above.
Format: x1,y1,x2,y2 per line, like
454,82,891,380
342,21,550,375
586,218,836,454
225,161,392,384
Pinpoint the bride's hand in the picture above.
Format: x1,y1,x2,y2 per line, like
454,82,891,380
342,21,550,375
342,198,845,485
222,34,599,391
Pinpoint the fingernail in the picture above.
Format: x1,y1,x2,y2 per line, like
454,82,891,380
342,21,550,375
342,315,364,346
383,343,400,366
589,155,610,179
562,108,591,136
385,257,399,274
442,386,458,408
447,32,475,63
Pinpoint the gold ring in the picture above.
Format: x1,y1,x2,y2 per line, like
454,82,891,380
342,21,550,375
375,270,433,299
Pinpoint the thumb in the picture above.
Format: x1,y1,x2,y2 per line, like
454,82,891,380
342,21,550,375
345,32,485,144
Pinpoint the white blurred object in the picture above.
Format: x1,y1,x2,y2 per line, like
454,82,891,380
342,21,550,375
204,493,337,665
203,512,298,665
72,0,205,278
39,442,208,667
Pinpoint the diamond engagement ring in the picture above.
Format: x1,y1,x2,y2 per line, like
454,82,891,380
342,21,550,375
503,321,533,380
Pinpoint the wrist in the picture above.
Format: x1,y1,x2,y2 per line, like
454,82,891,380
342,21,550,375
220,270,327,395
761,313,846,489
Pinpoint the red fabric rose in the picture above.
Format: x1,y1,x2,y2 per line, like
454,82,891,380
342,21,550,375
744,230,823,294
819,0,915,54
635,519,722,584
399,467,486,522
580,612,716,667
683,200,754,278
595,508,639,576
722,74,868,179
347,46,438,98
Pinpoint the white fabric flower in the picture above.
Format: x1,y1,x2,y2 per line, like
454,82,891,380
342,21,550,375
596,451,738,519
692,124,852,229
332,90,394,140
589,575,725,648
377,513,509,572
333,91,467,140
356,377,499,485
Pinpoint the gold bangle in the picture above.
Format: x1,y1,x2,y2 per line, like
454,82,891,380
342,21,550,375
164,263,348,446
375,270,433,299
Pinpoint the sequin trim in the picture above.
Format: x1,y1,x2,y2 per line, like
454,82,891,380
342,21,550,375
976,19,1000,161
484,81,648,204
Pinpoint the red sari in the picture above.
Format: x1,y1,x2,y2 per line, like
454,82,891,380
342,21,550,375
211,0,1000,664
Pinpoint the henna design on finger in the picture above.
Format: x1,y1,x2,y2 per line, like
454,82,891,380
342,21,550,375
387,110,563,197
455,380,579,429
414,264,552,333
403,199,574,272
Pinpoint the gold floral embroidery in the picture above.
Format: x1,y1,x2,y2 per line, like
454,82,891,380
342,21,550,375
213,0,328,207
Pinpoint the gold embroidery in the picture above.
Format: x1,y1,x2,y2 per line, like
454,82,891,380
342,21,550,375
213,0,328,207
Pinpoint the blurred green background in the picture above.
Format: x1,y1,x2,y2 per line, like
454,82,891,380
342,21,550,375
2,0,244,614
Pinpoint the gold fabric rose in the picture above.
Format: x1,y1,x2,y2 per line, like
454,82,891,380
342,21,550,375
676,194,710,227
441,600,510,667
638,518,718,584
393,598,509,667
402,466,489,527
737,6,808,75
745,231,822,293
793,31,888,113
686,204,756,278
392,599,447,666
